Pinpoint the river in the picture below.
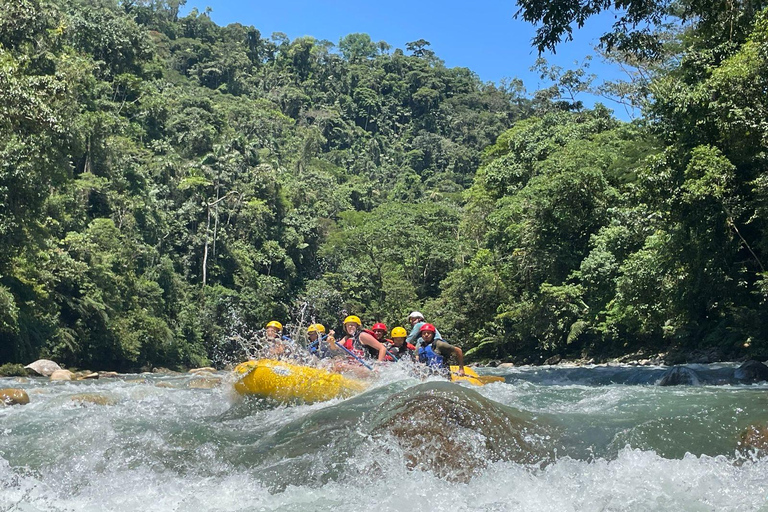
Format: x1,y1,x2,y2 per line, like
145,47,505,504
1,363,768,511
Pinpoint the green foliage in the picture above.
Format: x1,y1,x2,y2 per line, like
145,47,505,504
0,0,526,368
3,0,768,369
0,363,28,377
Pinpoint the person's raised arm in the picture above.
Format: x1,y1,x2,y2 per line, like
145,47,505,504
359,331,387,361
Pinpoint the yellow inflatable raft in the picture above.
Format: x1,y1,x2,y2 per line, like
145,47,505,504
450,365,483,386
233,359,368,403
450,366,505,386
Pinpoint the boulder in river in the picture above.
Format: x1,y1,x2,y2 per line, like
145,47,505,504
98,371,120,378
24,359,62,377
0,388,29,406
189,367,217,374
733,360,768,383
657,365,702,386
367,381,554,481
50,370,74,381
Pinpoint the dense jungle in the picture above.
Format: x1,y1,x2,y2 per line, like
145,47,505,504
2,0,768,371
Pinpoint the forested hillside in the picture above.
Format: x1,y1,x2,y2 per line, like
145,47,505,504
1,0,767,370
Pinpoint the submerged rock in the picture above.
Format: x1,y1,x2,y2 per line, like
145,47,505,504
50,370,74,381
367,382,554,481
657,365,702,386
739,424,768,453
0,388,29,406
186,376,222,389
69,393,116,406
734,360,768,383
24,359,61,377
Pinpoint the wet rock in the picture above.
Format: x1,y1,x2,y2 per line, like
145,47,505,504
98,371,120,378
186,376,222,389
657,365,702,386
152,367,177,374
497,362,515,368
75,371,99,380
24,359,62,377
543,355,562,365
367,382,554,481
734,360,768,383
69,393,116,406
189,367,217,374
739,424,768,453
50,370,74,381
0,388,29,406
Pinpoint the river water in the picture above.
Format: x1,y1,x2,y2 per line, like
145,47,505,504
2,363,768,511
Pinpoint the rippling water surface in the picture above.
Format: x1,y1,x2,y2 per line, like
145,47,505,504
2,363,768,511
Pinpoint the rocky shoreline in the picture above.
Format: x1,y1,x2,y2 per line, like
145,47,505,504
480,346,765,368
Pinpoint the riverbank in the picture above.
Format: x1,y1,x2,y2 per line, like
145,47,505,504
479,346,767,368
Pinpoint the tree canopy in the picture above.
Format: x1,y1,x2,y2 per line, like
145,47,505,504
1,0,767,370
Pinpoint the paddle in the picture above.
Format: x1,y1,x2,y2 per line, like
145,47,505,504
332,340,374,371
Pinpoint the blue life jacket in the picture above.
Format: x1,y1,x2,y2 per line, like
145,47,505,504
418,343,444,368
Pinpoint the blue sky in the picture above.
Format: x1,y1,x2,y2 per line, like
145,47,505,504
182,0,635,119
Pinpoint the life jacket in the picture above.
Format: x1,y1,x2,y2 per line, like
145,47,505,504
418,343,444,368
386,342,415,361
341,336,365,358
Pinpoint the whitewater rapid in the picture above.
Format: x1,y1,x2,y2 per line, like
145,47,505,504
1,364,768,511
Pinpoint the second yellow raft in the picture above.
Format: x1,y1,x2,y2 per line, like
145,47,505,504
233,359,368,403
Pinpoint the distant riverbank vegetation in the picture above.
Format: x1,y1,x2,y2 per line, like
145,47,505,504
2,0,767,370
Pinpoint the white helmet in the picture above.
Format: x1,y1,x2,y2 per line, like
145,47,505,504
408,311,424,321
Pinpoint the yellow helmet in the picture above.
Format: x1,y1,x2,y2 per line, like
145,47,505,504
307,323,326,334
391,326,408,338
343,315,361,326
266,320,283,330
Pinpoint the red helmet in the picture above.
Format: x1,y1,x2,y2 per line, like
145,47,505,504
371,322,387,332
419,323,436,334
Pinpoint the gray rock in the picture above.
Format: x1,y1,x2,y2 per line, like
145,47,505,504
734,360,768,383
658,365,702,386
24,359,62,377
